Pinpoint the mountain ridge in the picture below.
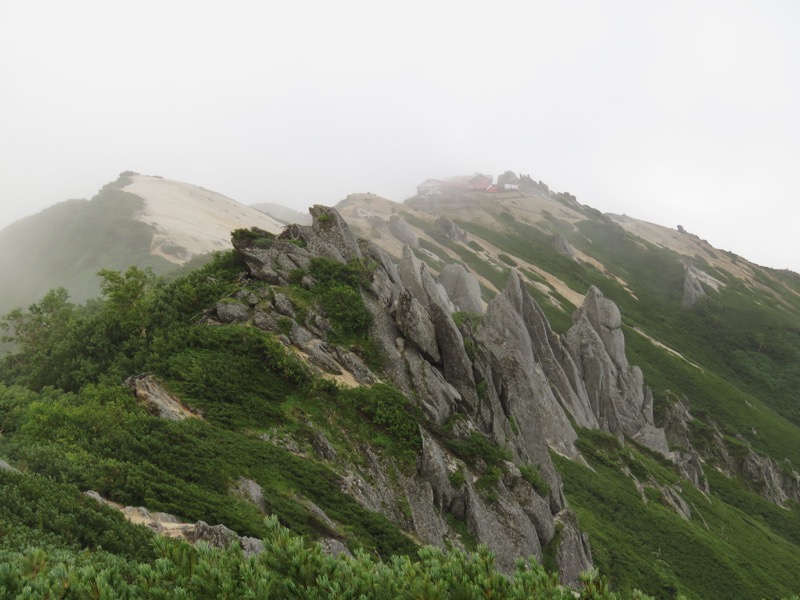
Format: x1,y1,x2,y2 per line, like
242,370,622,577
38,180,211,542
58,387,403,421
1,172,799,598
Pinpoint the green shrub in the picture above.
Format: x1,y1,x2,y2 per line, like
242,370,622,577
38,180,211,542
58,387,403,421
231,227,276,248
476,466,502,502
449,468,466,488
447,432,511,468
452,312,483,329
520,463,550,497
308,257,373,288
0,514,640,599
341,384,422,457
319,284,372,339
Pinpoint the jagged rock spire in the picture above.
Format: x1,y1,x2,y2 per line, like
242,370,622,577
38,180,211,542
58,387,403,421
567,286,669,455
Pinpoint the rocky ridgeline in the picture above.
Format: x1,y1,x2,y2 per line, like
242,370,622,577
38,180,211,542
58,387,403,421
217,206,683,583
661,396,800,507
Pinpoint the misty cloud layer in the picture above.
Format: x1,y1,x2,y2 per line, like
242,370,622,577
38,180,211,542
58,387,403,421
1,1,798,270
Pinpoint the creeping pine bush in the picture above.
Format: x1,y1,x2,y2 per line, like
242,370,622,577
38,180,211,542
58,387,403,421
341,384,422,456
0,515,657,599
300,257,375,343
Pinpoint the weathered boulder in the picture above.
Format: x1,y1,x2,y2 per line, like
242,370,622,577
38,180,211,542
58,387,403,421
233,233,312,286
125,375,200,421
566,287,669,456
320,538,352,557
333,347,376,385
394,289,441,363
253,308,280,332
553,509,594,587
307,205,363,262
233,477,266,512
388,215,419,248
435,216,469,242
189,521,265,556
214,301,251,324
272,293,296,318
552,234,575,256
306,342,343,375
438,264,485,315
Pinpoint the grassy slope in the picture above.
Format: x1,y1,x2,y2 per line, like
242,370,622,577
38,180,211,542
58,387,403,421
0,175,177,315
554,430,800,600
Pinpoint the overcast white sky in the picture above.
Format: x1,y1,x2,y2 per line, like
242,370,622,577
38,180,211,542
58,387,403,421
1,1,798,270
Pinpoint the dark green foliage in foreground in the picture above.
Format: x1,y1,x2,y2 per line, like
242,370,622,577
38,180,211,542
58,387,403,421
0,468,156,562
0,515,657,599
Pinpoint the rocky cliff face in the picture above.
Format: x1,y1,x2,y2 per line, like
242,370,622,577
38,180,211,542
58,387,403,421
224,206,682,583
662,396,800,506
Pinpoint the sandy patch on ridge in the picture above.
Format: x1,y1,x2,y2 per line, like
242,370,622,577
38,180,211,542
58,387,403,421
124,175,283,264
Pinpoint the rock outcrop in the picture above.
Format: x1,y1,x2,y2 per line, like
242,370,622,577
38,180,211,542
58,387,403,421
552,234,575,257
660,397,709,492
223,206,691,583
83,490,265,555
553,509,593,585
475,274,580,461
738,449,800,506
661,395,800,506
682,264,724,307
435,216,469,242
566,287,669,455
438,264,485,315
388,215,420,248
125,375,201,421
